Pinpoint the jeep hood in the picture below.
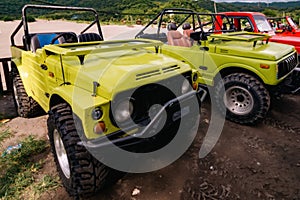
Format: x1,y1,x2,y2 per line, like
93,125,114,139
73,50,189,100
44,39,190,100
210,32,295,60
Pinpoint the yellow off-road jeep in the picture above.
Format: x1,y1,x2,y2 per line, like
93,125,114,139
10,4,204,197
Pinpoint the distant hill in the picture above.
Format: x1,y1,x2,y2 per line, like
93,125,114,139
1,0,300,22
215,1,300,12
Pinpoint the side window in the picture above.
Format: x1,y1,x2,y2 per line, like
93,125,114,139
229,17,253,32
241,18,253,32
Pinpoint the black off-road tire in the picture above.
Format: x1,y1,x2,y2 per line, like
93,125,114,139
12,74,42,117
47,103,117,197
214,73,270,125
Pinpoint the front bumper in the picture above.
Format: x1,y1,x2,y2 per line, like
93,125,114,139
78,88,206,149
275,66,300,94
294,66,300,74
291,67,300,94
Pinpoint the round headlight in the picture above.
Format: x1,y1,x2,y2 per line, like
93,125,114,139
113,100,133,123
181,79,191,94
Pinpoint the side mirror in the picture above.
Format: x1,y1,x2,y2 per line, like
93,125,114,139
190,31,207,41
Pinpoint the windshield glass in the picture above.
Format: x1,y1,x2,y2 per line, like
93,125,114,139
287,17,298,29
253,15,273,32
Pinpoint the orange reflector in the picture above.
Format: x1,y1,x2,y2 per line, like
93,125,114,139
193,83,198,90
49,72,55,78
94,121,106,134
260,64,270,69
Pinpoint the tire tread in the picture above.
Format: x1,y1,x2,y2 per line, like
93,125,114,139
214,73,270,125
48,103,112,197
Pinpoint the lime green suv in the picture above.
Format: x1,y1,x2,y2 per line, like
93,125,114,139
136,8,298,125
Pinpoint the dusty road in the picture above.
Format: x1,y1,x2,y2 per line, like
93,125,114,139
1,93,299,200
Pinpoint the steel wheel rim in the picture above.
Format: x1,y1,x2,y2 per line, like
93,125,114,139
12,80,20,109
53,129,70,179
224,86,254,115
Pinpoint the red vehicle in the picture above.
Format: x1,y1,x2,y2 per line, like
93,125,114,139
268,16,300,36
221,12,300,54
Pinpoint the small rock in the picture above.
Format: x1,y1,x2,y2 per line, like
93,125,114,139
257,191,262,198
219,171,223,176
132,188,141,196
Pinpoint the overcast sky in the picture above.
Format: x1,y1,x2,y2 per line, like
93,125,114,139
213,0,299,2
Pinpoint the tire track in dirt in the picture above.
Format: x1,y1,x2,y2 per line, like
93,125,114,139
181,95,300,200
263,117,300,134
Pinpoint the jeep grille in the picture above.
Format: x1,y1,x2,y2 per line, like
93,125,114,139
162,65,180,73
136,65,180,80
136,70,160,80
277,52,298,79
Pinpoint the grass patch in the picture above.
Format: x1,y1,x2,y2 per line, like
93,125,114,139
0,135,60,199
0,129,11,147
33,175,60,195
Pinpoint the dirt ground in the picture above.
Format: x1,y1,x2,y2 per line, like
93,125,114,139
0,92,299,200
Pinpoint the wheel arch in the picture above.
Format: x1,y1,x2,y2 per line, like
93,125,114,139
49,94,71,110
48,85,109,118
48,85,74,112
216,66,266,85
10,62,20,77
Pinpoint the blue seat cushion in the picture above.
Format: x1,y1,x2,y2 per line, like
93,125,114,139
36,33,58,48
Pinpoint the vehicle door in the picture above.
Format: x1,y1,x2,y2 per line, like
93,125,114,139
27,33,60,109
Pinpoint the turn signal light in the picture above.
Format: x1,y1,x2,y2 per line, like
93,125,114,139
260,64,270,69
193,83,198,90
94,121,106,134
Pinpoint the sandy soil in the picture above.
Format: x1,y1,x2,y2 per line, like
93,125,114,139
0,20,299,200
0,20,142,58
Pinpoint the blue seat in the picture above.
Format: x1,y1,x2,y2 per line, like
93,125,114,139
37,33,59,47
30,33,59,52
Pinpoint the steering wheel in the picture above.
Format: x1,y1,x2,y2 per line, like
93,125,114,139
50,32,77,44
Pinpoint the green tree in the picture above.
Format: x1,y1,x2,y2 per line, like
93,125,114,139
263,8,278,17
